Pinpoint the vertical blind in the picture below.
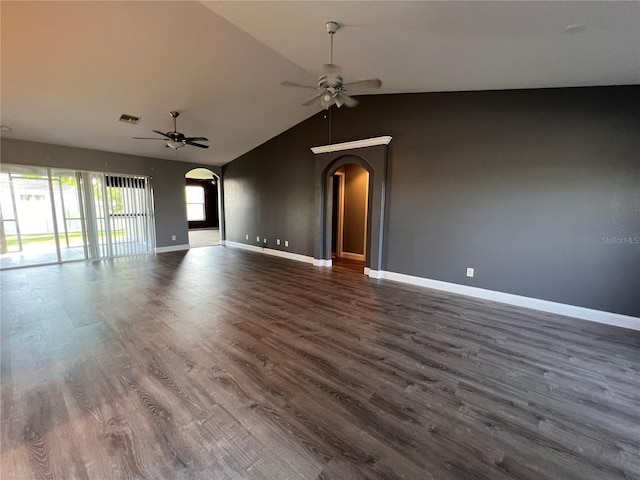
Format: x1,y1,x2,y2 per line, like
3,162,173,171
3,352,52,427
88,173,155,259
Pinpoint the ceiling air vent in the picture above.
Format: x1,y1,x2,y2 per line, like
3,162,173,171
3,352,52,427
119,114,140,124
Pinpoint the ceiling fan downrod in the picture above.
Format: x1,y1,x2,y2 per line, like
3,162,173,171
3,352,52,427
326,21,339,65
170,110,179,132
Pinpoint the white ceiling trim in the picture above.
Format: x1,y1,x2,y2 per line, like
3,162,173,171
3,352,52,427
311,136,392,154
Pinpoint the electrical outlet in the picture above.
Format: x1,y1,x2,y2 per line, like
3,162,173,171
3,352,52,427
256,236,260,242
245,234,249,240
466,267,474,278
284,240,289,247
171,235,176,241
276,239,281,246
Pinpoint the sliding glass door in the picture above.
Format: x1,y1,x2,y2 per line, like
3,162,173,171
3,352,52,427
0,167,58,268
0,164,155,269
85,173,155,259
51,170,88,262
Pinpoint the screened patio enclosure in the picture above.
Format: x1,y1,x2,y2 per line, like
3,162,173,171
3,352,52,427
0,164,155,269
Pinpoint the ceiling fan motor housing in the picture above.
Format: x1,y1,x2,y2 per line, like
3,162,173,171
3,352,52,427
318,73,343,90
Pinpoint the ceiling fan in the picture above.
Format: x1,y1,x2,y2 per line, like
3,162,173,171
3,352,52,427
281,21,382,110
133,111,209,150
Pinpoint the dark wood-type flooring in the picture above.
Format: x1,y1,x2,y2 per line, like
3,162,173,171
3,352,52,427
331,256,365,273
1,247,639,479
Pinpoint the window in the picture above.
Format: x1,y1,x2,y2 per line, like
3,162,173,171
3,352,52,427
186,185,205,221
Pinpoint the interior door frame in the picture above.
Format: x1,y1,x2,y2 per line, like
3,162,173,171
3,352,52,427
333,171,345,258
335,168,369,262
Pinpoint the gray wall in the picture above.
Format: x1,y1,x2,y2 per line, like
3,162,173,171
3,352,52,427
223,86,640,317
1,139,221,248
222,113,326,252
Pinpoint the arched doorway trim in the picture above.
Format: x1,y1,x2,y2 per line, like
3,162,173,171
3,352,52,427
311,137,391,276
184,167,225,246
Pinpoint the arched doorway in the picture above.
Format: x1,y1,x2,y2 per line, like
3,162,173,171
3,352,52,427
185,168,221,248
312,136,391,276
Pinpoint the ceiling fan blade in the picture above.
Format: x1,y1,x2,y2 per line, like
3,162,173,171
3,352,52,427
152,130,173,139
133,137,165,140
302,92,323,106
323,63,342,74
183,137,208,142
281,80,317,90
185,141,209,149
343,78,382,89
337,92,358,108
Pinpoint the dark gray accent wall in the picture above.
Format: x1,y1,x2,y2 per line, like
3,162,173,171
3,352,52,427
223,86,640,317
1,139,221,248
223,113,326,253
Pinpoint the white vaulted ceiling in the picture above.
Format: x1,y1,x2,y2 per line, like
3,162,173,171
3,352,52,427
2,1,639,166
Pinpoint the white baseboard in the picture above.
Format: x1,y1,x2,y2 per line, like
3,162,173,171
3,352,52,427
340,251,365,261
366,269,640,331
313,259,333,267
219,244,640,331
155,244,190,254
364,267,382,279
226,241,314,264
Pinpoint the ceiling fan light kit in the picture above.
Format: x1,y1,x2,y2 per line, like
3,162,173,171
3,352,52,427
133,111,209,150
167,140,185,150
281,21,382,110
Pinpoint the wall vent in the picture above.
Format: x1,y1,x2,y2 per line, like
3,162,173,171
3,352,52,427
119,114,140,124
